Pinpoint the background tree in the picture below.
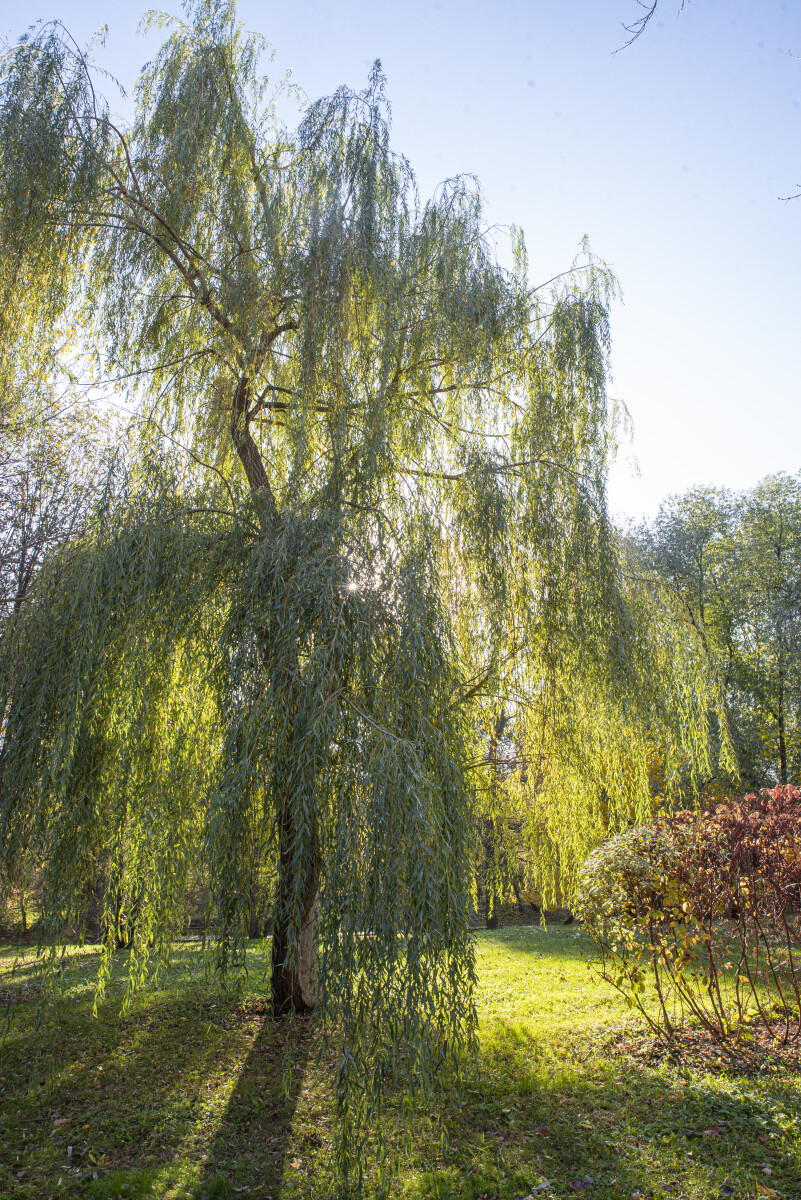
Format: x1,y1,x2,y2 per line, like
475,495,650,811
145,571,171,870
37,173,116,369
724,474,801,785
634,473,801,789
0,391,114,638
0,1,724,1179
0,344,117,935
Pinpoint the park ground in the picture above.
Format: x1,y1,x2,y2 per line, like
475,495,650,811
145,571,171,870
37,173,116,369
1,927,799,1200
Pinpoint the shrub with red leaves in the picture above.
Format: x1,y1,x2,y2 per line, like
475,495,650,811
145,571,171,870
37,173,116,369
578,785,801,1044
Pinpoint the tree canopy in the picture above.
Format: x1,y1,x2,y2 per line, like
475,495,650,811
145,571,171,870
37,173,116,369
636,474,801,790
0,1,725,1181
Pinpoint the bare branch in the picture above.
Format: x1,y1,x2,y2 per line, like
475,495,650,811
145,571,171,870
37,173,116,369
614,1,687,53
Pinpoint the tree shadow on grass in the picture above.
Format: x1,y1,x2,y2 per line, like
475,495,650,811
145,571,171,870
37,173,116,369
0,946,319,1200
193,1007,317,1199
9,942,801,1200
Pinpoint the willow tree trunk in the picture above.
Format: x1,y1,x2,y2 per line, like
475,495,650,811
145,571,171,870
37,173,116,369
233,384,321,1012
270,796,320,1014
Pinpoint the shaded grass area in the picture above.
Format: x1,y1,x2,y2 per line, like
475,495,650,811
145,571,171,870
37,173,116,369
1,928,799,1199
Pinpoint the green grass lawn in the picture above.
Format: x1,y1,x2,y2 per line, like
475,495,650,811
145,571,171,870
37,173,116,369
1,927,799,1200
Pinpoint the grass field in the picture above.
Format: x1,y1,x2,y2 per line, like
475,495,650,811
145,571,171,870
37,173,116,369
1,927,799,1200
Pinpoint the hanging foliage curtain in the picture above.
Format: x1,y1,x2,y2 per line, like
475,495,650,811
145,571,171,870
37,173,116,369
0,1,727,1181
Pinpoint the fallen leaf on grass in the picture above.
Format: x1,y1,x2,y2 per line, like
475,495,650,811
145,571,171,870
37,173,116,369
758,1187,778,1198
534,1127,550,1137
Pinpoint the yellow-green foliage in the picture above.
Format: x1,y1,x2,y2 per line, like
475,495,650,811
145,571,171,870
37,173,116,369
0,1,728,1183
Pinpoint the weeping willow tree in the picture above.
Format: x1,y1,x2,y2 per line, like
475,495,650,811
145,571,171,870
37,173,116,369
0,0,726,1181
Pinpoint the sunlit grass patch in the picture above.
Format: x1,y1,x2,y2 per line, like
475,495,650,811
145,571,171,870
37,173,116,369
474,926,628,1035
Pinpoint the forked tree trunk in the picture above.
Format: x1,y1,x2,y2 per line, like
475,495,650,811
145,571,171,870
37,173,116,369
234,383,319,1012
271,798,320,1014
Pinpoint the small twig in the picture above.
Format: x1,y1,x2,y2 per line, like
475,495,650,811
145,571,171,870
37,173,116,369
614,1,686,54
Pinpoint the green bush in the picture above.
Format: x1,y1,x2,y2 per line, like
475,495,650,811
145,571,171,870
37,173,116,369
574,824,682,941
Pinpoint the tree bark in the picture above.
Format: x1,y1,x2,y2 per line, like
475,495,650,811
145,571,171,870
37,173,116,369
778,663,788,785
230,374,278,526
271,887,318,1013
271,797,320,1014
229,374,318,1010
81,874,105,943
778,715,788,786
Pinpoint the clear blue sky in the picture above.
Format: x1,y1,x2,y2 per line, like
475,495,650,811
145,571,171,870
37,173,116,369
4,0,799,520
